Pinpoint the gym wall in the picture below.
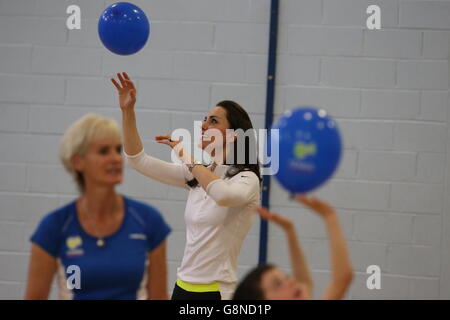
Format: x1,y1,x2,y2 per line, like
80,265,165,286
0,0,449,299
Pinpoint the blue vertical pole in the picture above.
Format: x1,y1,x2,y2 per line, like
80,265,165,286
258,0,280,265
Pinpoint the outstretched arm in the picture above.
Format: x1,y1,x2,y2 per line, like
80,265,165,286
111,72,143,156
256,207,314,297
112,73,190,188
156,136,260,207
155,136,223,191
295,195,353,300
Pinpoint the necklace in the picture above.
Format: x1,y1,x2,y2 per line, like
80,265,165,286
79,197,120,248
88,212,107,248
96,238,105,248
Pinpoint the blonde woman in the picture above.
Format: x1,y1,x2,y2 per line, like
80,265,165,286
25,114,171,300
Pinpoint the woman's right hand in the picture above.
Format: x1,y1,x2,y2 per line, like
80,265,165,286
111,72,136,110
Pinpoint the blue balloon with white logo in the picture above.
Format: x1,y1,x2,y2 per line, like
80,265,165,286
271,107,342,193
98,2,150,55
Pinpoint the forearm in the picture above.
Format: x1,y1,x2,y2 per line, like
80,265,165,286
148,281,168,300
24,279,52,300
324,214,353,283
191,165,221,190
126,150,190,188
202,171,259,207
121,108,143,156
147,244,169,300
285,227,313,290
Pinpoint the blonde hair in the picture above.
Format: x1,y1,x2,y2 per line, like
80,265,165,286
59,113,122,193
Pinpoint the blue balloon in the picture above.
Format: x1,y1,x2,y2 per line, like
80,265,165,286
98,2,150,55
271,107,342,193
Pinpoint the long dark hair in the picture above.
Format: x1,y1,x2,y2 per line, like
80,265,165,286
233,264,275,300
187,100,262,188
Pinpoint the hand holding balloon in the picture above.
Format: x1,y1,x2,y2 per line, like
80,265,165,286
295,195,336,220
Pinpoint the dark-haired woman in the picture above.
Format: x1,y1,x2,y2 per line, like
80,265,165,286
112,72,261,300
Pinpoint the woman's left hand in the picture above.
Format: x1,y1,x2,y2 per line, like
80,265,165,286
155,135,180,149
155,135,194,164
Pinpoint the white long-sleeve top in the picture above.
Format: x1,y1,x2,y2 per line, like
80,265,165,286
125,149,261,285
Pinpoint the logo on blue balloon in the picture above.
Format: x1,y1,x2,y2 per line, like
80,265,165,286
272,107,342,193
294,142,317,159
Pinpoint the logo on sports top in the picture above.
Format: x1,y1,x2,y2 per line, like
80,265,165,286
129,233,147,240
66,236,82,249
66,236,84,257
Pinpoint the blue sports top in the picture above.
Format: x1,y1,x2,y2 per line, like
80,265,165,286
30,196,171,300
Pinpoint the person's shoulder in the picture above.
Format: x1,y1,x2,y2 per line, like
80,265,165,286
33,200,76,237
125,196,162,220
39,201,76,226
124,196,169,236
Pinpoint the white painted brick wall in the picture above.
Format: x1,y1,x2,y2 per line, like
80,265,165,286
364,30,422,59
284,87,360,117
390,183,444,214
394,122,447,152
214,23,268,54
0,17,67,46
423,31,450,59
399,0,450,29
361,90,420,120
174,52,247,82
322,58,397,89
287,27,363,56
323,0,398,27
419,91,449,121
353,213,413,243
387,245,440,277
416,152,446,183
397,60,449,90
277,55,320,85
358,151,416,181
280,0,322,26
31,46,103,76
1,0,450,300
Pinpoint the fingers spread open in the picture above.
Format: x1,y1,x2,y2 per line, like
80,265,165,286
111,78,121,90
117,73,127,87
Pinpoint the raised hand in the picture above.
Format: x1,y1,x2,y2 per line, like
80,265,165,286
111,72,136,110
295,195,335,219
256,206,294,231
